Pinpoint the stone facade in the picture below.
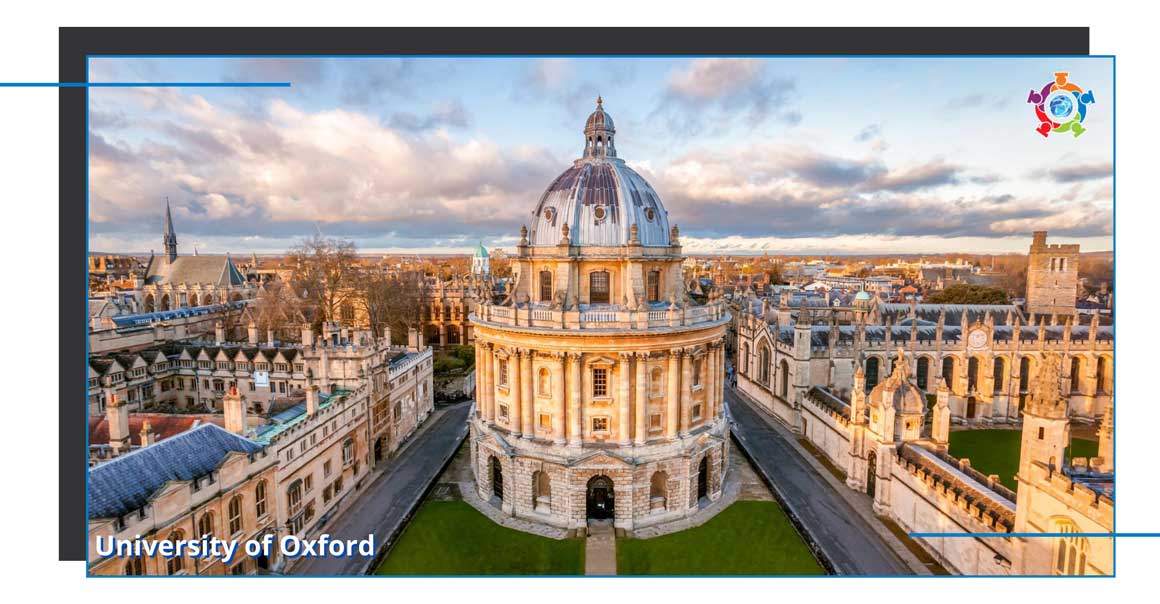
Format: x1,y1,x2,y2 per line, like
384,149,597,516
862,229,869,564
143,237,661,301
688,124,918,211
468,100,730,531
1026,231,1080,317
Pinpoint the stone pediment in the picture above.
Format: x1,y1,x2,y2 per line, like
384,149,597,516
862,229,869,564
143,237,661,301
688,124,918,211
571,449,633,468
479,426,517,456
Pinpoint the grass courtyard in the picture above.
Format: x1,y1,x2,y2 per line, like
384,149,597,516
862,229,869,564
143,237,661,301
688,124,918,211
375,501,585,575
616,501,825,575
947,429,1098,491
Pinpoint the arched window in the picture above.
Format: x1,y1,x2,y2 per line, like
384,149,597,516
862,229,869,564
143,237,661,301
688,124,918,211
1020,357,1032,392
778,360,790,399
165,530,184,575
538,367,551,396
649,367,664,398
649,471,668,512
647,270,660,302
340,302,355,322
1053,521,1090,575
759,346,771,386
1070,357,1083,393
942,356,955,388
255,480,268,518
589,271,610,304
197,511,214,538
189,293,199,307
228,495,243,535
539,270,553,302
124,557,144,575
993,357,1006,394
144,294,155,313
865,357,880,392
741,343,749,375
160,294,171,311
967,357,980,392
1096,357,1110,394
916,357,930,390
532,471,551,512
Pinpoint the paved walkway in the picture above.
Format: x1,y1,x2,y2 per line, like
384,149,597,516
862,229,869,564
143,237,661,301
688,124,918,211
726,389,921,576
584,521,617,576
289,401,472,576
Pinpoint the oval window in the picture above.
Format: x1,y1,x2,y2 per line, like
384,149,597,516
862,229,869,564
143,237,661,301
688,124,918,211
644,208,655,221
543,207,554,221
594,207,606,221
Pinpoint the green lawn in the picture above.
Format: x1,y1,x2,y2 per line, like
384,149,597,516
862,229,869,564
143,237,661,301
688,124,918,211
948,430,1098,491
376,501,584,575
616,501,825,575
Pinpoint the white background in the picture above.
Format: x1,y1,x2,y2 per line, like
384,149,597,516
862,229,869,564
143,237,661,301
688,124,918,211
1,1,1154,600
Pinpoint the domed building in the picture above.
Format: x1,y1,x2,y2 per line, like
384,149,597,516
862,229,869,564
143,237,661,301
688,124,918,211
469,98,731,530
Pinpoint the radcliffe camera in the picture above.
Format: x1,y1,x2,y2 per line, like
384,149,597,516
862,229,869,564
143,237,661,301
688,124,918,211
37,25,1134,590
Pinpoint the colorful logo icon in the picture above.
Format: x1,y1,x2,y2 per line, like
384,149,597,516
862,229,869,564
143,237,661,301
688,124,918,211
1027,72,1095,138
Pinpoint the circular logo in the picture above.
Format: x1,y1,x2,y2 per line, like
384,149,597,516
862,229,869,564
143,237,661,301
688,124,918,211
1046,91,1076,121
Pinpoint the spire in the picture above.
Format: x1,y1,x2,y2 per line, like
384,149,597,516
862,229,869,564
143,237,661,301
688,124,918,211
163,197,178,263
1027,353,1068,419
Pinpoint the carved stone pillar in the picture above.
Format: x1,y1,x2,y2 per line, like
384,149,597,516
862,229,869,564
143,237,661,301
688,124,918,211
521,349,534,437
634,352,648,445
666,349,681,439
680,349,693,436
509,350,522,438
552,352,566,445
568,352,582,446
618,353,632,445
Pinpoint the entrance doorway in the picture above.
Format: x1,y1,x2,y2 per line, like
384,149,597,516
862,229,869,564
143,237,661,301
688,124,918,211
374,437,384,464
966,397,977,419
697,457,709,501
586,475,614,519
490,457,503,500
867,451,877,498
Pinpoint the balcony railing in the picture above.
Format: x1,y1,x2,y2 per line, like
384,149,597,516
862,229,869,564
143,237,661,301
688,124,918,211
473,300,729,331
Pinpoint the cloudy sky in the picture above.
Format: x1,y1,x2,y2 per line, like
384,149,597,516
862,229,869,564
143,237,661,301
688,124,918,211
87,56,1113,255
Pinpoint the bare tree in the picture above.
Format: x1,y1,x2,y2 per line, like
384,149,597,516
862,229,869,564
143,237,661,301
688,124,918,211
251,281,306,338
358,269,426,344
287,234,358,329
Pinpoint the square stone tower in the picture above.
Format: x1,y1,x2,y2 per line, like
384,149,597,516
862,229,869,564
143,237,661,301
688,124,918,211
1026,231,1079,316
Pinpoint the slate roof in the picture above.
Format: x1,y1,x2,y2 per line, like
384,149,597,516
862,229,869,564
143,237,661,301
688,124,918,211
88,414,223,446
878,303,1023,326
144,255,246,287
88,423,265,520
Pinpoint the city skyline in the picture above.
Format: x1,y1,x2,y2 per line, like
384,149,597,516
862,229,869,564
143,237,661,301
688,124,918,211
88,56,1114,255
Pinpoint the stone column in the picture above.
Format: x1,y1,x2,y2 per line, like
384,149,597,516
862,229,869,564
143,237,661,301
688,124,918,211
552,353,566,445
666,349,681,439
474,341,484,418
705,344,717,420
483,343,495,422
439,323,448,347
521,350,534,437
680,349,693,436
634,353,648,445
568,352,582,446
509,350,522,438
618,353,632,445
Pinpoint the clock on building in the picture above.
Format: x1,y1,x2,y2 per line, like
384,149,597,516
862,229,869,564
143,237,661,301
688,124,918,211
968,328,988,350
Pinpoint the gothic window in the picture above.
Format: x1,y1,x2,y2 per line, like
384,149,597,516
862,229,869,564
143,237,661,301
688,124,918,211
1070,357,1083,393
165,531,184,575
741,343,749,375
865,357,880,392
993,357,1005,394
1020,357,1032,392
592,367,608,398
1096,357,1110,394
967,357,979,393
255,480,268,518
539,270,552,303
647,270,660,302
340,302,354,322
538,367,551,396
197,511,214,538
124,557,144,576
942,356,956,388
916,357,930,390
1053,522,1089,575
287,481,303,517
778,360,790,399
590,271,610,304
759,346,771,386
228,495,243,535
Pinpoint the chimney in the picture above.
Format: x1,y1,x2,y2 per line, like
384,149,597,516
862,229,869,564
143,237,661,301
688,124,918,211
106,391,131,455
301,323,314,347
223,386,247,435
140,421,157,447
305,369,320,416
247,321,259,345
408,327,419,352
267,328,276,347
215,321,225,345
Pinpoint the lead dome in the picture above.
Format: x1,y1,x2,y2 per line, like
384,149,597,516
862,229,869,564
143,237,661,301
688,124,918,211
528,98,671,248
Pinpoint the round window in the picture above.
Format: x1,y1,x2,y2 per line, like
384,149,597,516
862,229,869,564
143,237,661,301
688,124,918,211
543,207,554,221
644,208,655,221
594,207,606,221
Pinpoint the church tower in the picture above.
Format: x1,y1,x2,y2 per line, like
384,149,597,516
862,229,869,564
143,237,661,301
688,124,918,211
1017,353,1071,481
163,198,178,263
